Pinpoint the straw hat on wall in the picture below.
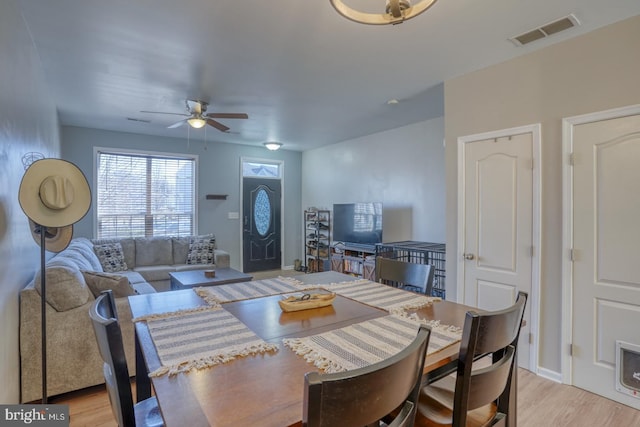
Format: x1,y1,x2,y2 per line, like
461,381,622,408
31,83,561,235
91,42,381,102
19,158,91,228
28,219,73,253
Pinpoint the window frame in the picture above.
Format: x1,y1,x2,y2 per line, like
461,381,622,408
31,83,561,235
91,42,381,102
93,147,199,238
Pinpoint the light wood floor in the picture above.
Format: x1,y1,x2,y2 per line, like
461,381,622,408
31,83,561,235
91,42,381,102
53,269,640,426
51,369,640,426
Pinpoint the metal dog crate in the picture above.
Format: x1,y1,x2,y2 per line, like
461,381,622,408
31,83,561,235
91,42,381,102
376,241,446,298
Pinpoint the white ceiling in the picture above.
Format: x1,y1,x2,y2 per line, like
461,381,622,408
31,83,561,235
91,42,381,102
17,0,640,151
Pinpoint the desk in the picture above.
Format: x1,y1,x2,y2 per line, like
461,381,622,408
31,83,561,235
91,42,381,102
129,272,481,426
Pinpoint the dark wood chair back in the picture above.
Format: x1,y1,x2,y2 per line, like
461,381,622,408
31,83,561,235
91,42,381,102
302,325,431,427
89,290,136,427
375,257,435,295
417,291,527,427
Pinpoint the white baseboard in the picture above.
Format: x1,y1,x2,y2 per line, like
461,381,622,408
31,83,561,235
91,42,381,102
535,366,563,384
282,265,294,270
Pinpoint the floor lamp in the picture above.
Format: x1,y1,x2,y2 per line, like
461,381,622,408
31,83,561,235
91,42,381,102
19,158,91,404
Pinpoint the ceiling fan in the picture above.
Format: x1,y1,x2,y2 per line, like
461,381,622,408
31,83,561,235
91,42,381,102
141,100,248,133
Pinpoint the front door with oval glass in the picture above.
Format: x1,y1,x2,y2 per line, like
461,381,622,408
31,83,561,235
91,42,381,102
242,177,281,272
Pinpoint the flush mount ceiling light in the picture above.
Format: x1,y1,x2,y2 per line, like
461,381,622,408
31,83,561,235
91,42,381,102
330,0,438,25
263,142,283,151
187,116,207,129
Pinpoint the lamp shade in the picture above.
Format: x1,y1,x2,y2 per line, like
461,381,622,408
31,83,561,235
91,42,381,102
187,117,206,128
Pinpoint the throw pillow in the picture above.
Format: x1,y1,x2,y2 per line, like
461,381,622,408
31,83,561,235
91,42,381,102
82,270,136,298
34,266,91,312
94,242,128,272
186,235,216,265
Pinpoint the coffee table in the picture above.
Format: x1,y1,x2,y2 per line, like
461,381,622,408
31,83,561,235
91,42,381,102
169,268,253,290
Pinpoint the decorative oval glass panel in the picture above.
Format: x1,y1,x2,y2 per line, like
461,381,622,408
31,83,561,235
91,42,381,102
254,189,271,236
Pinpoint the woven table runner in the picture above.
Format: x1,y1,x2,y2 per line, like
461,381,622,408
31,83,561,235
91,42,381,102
195,276,439,313
283,314,461,373
134,306,278,377
194,277,304,306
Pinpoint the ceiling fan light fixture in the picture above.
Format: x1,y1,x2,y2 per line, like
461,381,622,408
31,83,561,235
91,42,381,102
330,0,438,25
187,117,207,129
263,142,283,151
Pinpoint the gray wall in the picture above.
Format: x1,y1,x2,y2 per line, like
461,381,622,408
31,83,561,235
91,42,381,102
61,126,302,270
444,15,640,376
0,0,61,403
301,117,446,245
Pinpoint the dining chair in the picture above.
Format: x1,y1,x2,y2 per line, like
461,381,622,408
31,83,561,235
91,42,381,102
89,290,164,427
302,325,431,427
414,291,528,427
375,257,435,296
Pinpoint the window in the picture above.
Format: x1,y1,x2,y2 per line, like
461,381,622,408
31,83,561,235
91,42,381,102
242,160,281,178
96,149,197,238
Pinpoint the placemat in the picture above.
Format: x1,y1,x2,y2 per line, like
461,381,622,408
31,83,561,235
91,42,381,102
283,314,461,373
135,306,278,377
318,279,440,313
194,276,304,306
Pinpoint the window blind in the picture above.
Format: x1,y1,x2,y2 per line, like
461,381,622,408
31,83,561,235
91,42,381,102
96,151,196,238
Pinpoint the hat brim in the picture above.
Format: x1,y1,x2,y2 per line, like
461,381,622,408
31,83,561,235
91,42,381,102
29,219,73,253
19,158,91,227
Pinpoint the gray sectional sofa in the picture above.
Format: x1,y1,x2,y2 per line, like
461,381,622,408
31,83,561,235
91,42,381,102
91,235,230,292
19,234,230,402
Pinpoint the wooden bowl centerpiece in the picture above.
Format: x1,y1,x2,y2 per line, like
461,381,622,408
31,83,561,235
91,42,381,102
278,293,336,312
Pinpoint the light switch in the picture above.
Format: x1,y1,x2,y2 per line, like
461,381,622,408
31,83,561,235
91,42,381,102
228,212,240,219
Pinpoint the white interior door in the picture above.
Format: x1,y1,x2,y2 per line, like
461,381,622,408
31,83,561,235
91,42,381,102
459,129,536,370
570,111,640,408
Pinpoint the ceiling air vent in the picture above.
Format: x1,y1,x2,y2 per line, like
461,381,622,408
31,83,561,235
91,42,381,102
510,14,580,46
126,117,151,123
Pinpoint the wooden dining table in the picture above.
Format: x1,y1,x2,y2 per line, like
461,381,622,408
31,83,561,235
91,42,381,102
128,271,509,427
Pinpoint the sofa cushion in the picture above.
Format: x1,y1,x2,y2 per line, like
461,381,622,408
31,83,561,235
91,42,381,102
116,270,147,284
133,265,175,283
174,263,214,272
172,236,191,264
81,271,136,298
34,266,92,312
187,235,216,265
131,282,157,295
135,237,173,266
94,242,128,272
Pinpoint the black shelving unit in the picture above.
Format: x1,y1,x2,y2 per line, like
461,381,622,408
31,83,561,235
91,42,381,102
304,209,331,272
376,241,446,298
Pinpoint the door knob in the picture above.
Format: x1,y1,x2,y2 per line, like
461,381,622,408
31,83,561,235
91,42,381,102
463,253,475,260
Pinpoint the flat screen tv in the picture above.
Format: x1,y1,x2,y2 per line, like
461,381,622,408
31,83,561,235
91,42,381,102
332,202,383,245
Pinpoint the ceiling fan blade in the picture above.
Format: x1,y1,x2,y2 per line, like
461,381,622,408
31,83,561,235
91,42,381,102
206,113,248,119
206,118,230,133
167,119,187,129
140,110,189,117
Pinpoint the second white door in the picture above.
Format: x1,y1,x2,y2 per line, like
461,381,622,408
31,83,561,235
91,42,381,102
569,110,640,408
459,129,535,369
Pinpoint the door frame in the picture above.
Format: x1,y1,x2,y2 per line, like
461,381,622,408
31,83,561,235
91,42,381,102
239,157,285,271
561,103,640,384
457,123,541,373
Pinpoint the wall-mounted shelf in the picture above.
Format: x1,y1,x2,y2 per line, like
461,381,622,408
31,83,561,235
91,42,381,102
206,194,228,200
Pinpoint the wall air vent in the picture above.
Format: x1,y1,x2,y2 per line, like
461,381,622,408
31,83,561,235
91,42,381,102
510,14,580,46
